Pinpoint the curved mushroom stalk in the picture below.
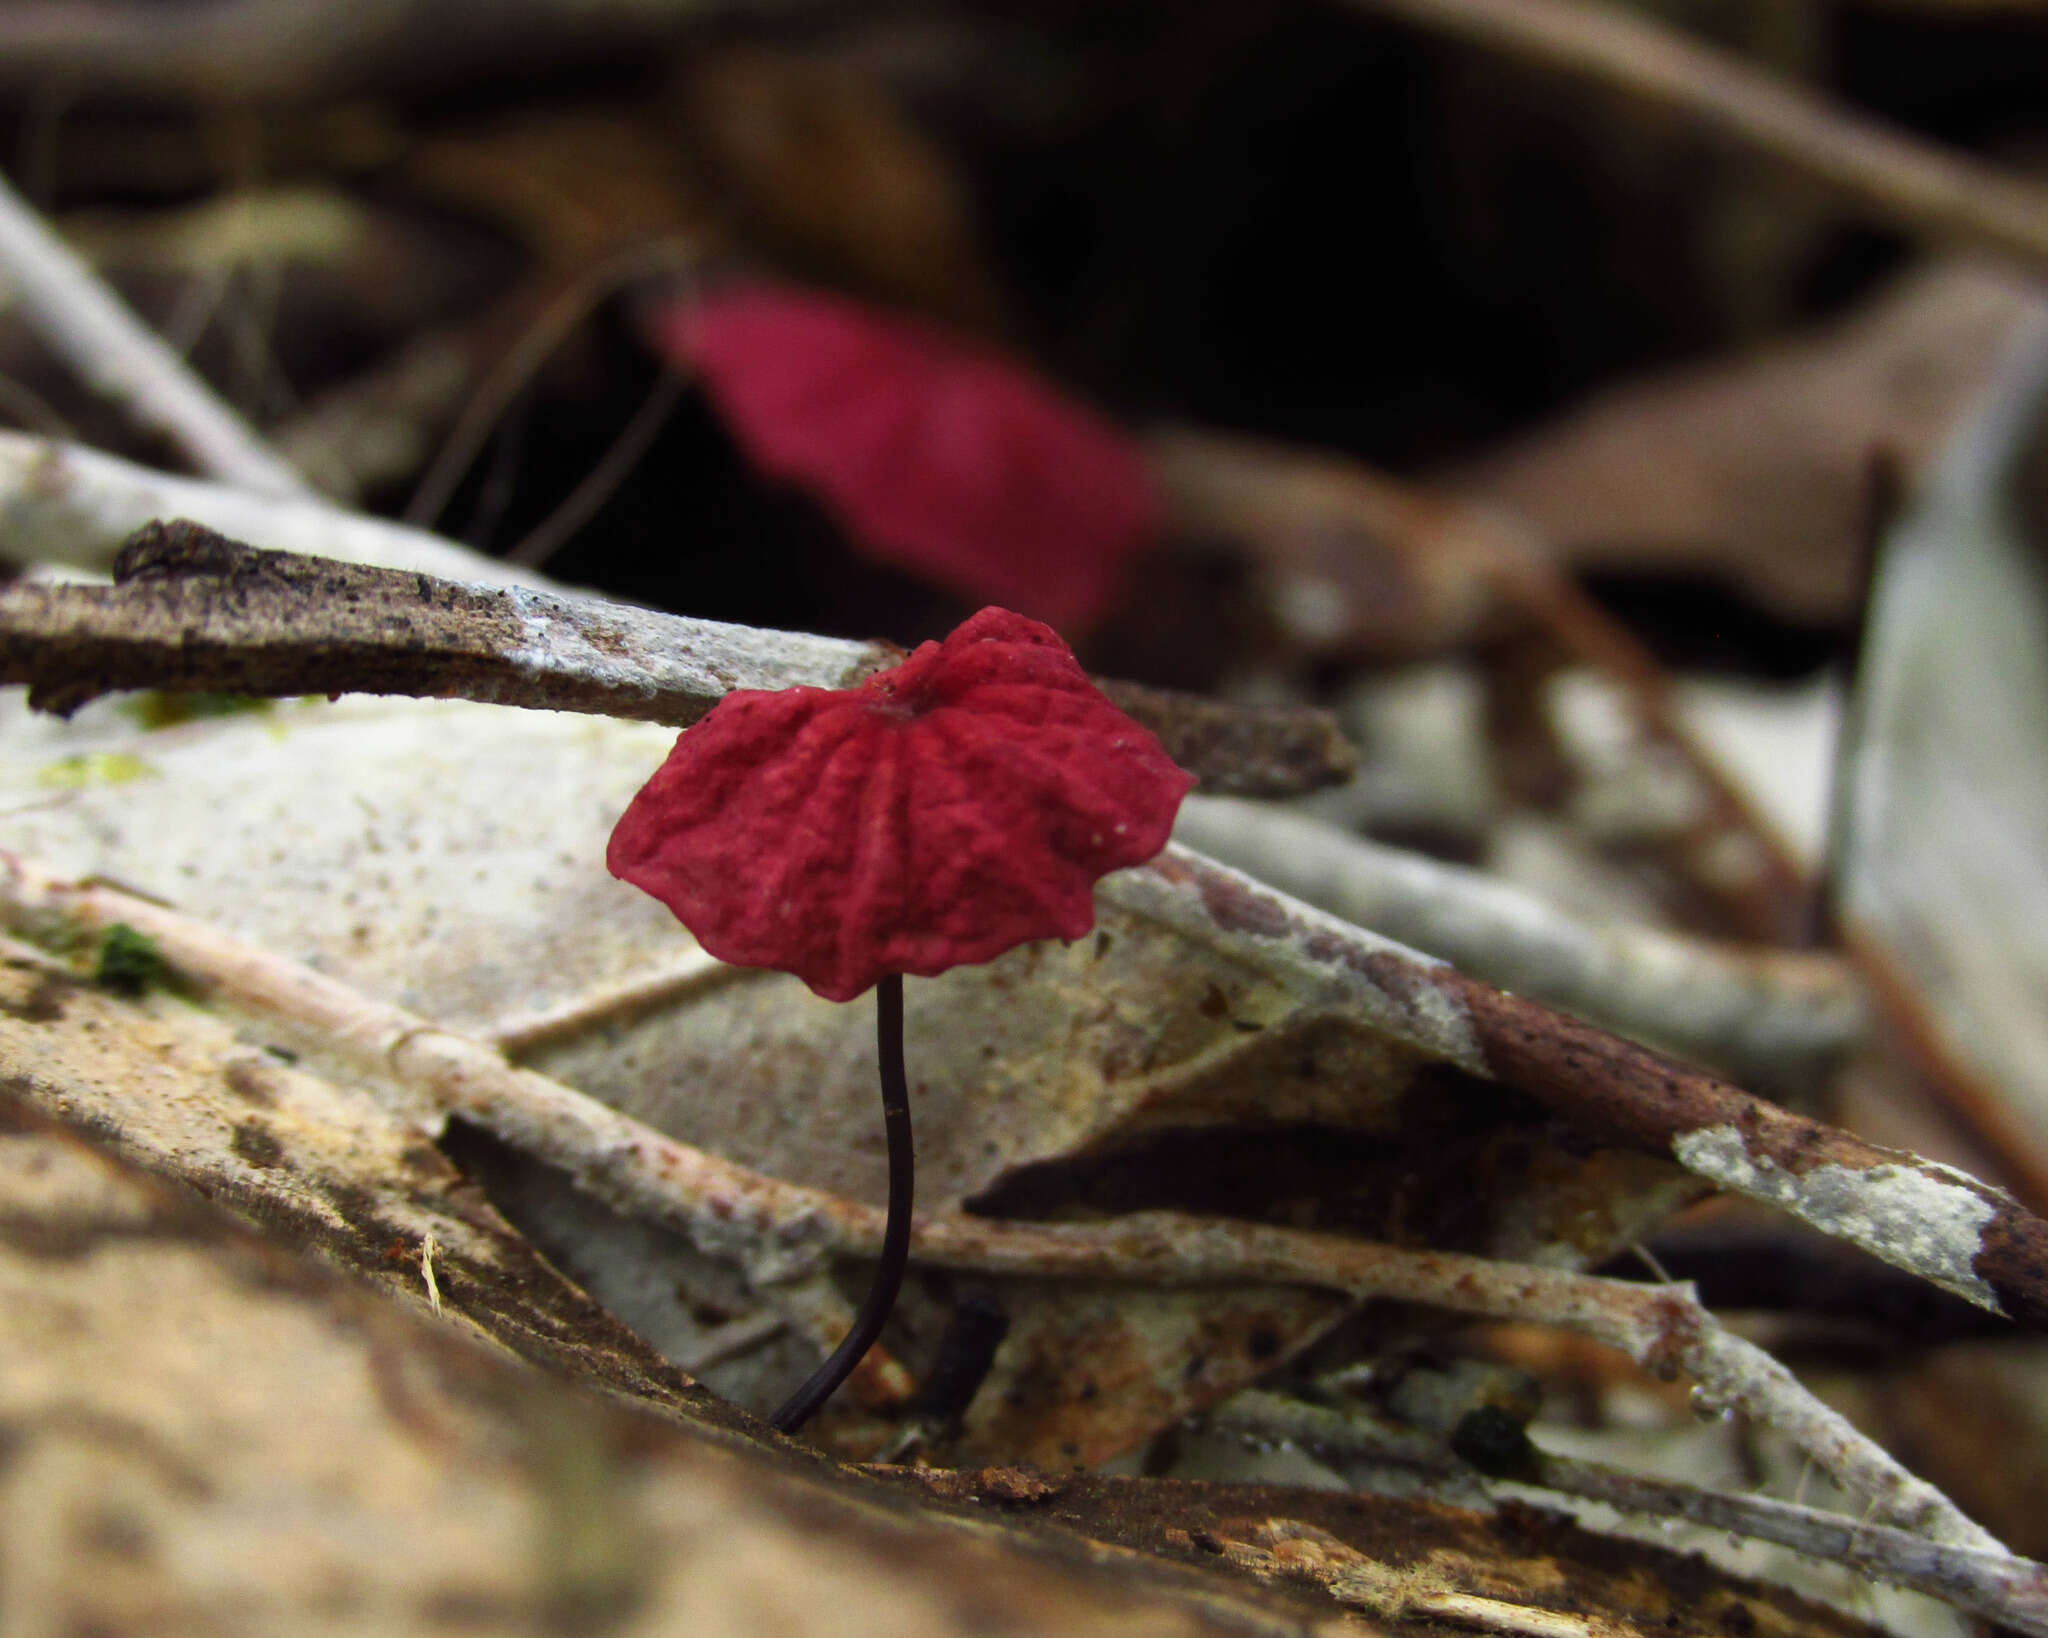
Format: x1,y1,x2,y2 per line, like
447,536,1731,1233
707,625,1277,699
770,974,912,1433
609,606,1193,1431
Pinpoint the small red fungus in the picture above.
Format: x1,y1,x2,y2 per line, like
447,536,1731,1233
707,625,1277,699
608,606,1192,1432
608,605,1194,1003
648,284,1159,632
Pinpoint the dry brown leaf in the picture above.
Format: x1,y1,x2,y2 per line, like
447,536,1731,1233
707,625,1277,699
1451,258,2043,624
674,47,1011,338
406,104,711,274
1147,427,1529,662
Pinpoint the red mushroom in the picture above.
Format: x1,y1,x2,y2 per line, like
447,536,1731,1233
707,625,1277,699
608,606,1193,1431
647,283,1159,632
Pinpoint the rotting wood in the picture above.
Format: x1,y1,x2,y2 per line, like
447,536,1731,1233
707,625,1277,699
0,933,755,1441
0,520,1355,795
881,1467,1902,1638
1209,1389,2048,1636
0,1093,1360,1638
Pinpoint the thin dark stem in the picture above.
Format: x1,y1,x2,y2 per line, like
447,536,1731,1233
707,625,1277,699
771,973,914,1434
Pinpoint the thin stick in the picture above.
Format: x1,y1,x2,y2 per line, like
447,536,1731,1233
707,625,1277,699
1211,1390,2048,1638
504,367,686,569
0,169,309,498
772,975,915,1433
0,430,549,588
1353,0,2048,278
406,241,696,529
0,522,1354,796
1174,795,1865,1085
483,948,735,1056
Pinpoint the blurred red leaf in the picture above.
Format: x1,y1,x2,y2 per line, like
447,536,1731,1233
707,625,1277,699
649,284,1158,630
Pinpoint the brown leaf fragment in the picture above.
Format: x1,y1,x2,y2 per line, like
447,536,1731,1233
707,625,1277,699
674,48,1011,338
1148,427,1528,662
1452,260,2042,625
1097,678,1356,796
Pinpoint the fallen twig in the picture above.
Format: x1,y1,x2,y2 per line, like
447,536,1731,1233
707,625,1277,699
1174,795,1866,1088
1112,847,2048,1328
0,851,2007,1550
0,172,309,497
1210,1389,2048,1637
0,0,699,100
482,947,737,1056
0,517,885,726
0,519,1356,794
1353,0,2048,280
0,430,545,586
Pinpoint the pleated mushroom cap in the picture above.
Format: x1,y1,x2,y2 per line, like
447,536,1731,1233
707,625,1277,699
607,607,1194,1001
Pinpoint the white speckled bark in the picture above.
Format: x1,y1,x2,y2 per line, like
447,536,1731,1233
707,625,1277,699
1105,844,1489,1076
497,585,874,704
1674,1124,2003,1313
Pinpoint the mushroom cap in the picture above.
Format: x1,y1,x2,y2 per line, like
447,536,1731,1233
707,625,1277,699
652,283,1158,632
607,607,1194,1001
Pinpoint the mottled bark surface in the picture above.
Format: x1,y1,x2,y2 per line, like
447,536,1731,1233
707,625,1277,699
0,523,1353,795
